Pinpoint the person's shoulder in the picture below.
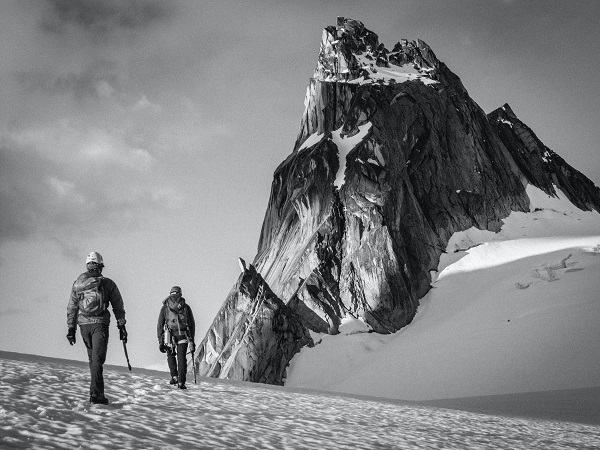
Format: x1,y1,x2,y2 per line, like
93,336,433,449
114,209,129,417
74,272,88,282
72,271,91,288
101,276,118,288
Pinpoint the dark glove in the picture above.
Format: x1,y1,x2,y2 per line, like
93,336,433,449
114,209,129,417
159,341,166,353
66,328,76,346
118,324,128,344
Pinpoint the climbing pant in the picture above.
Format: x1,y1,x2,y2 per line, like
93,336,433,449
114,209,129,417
80,323,109,398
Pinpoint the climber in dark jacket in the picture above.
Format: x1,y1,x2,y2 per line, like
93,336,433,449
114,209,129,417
67,251,127,405
157,286,195,389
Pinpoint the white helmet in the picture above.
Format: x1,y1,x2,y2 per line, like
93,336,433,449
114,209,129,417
86,251,104,265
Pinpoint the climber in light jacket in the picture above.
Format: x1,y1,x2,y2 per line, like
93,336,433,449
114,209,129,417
157,286,195,389
66,251,127,405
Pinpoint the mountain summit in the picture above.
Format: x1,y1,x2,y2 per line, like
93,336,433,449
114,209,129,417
196,18,600,385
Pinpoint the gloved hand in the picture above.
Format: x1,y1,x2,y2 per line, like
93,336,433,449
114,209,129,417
159,341,166,353
118,324,128,344
189,340,196,354
66,328,76,345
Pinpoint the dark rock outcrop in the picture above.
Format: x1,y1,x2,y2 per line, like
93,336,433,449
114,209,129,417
196,259,312,384
196,17,600,384
489,104,600,212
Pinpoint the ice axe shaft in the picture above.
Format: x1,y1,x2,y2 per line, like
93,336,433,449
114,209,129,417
123,341,132,371
187,350,197,384
193,356,196,384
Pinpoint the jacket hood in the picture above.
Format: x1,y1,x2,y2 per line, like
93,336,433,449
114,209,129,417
163,294,186,309
76,271,102,281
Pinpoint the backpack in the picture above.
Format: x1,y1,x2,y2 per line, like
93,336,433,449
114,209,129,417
75,276,106,316
164,298,188,334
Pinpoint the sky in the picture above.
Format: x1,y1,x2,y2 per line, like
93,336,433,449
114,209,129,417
1,0,600,370
286,185,600,401
2,352,600,448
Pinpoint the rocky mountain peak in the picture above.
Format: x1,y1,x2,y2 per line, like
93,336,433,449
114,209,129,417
313,17,464,92
195,18,600,386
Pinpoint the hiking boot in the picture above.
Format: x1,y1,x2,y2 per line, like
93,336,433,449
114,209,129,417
178,383,187,390
90,395,109,405
169,376,178,385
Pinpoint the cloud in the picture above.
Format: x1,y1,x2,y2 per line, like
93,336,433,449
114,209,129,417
0,0,237,262
132,95,162,113
13,61,120,105
0,128,181,261
48,177,86,204
95,79,117,98
7,121,158,172
40,0,174,35
149,186,185,209
76,127,158,170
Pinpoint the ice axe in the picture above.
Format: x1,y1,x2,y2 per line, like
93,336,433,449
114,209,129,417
119,325,132,371
187,348,197,384
123,341,132,371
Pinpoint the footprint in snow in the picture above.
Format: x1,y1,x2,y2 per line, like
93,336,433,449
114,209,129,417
518,253,581,288
530,267,559,281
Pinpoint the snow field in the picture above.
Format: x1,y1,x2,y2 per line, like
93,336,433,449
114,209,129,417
1,353,599,449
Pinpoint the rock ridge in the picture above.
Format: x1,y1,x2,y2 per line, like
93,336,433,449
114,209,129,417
489,103,600,212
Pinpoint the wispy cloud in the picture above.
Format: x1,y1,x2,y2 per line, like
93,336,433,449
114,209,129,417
48,177,86,204
132,95,162,113
40,0,173,35
0,131,181,258
0,0,268,264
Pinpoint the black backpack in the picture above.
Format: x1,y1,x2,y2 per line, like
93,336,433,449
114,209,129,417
164,298,189,334
75,275,106,316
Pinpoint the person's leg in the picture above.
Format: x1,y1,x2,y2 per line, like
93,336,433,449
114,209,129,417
166,347,178,382
90,324,108,398
80,325,94,396
177,340,188,387
80,323,108,401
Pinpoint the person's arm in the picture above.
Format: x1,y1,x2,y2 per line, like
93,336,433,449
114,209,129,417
157,306,167,353
187,305,195,341
157,306,165,340
66,284,79,344
106,279,126,326
67,284,79,330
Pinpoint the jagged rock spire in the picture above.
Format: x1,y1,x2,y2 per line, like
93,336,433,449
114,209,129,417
255,17,531,336
196,18,600,385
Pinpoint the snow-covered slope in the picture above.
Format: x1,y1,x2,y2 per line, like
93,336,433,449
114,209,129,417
286,185,600,401
1,350,599,449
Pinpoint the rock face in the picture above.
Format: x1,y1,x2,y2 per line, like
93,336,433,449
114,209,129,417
196,17,600,384
488,104,600,212
253,17,531,335
196,259,312,384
